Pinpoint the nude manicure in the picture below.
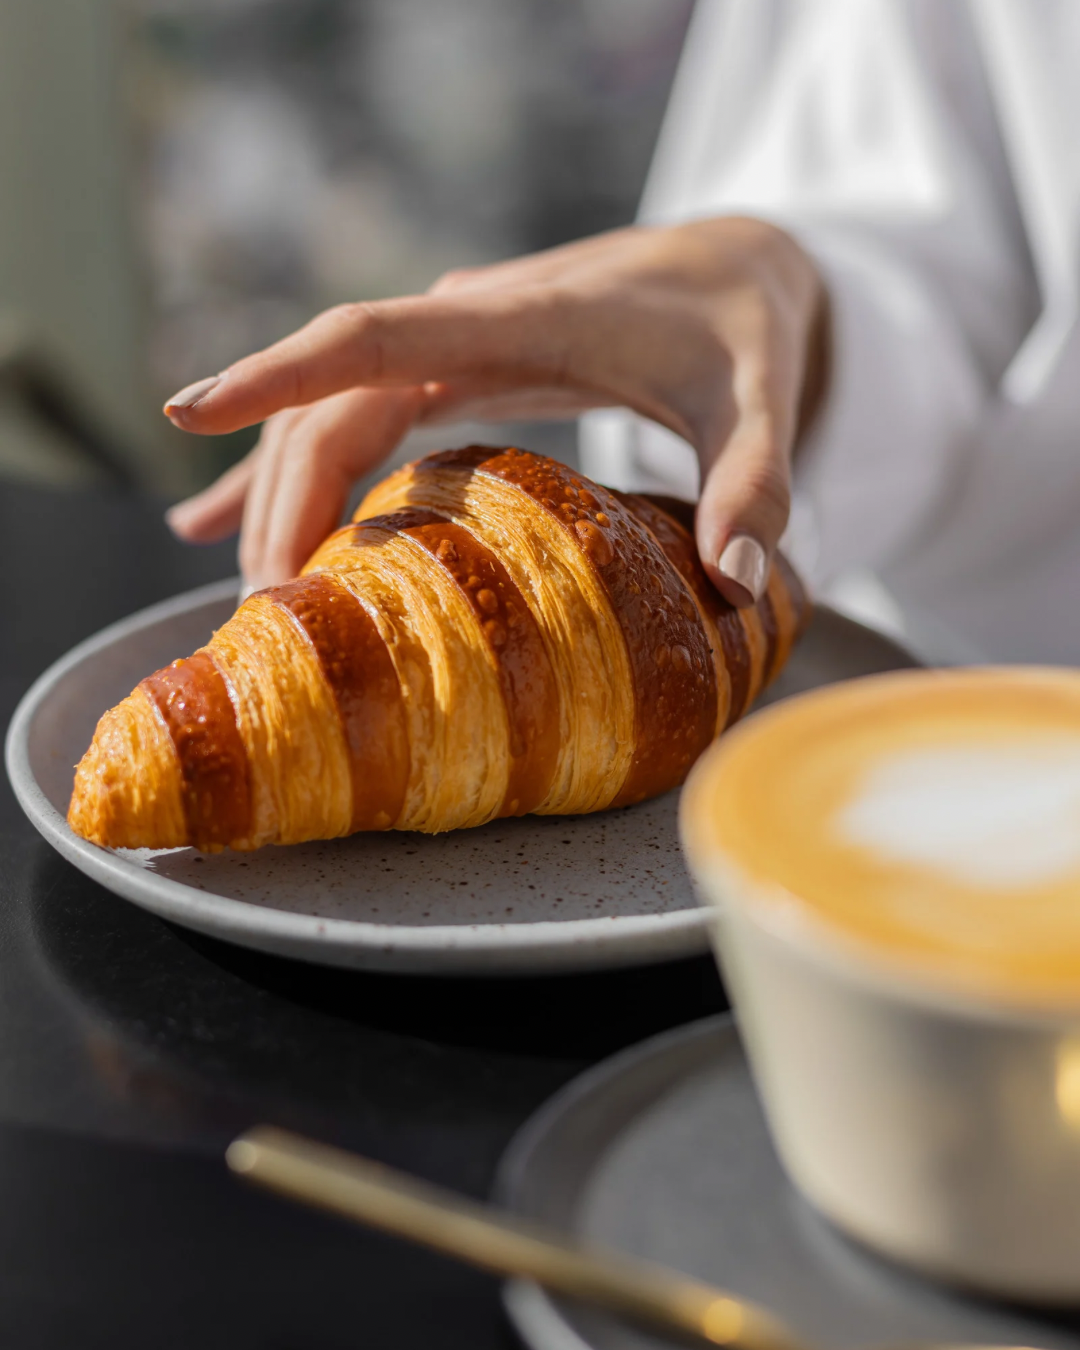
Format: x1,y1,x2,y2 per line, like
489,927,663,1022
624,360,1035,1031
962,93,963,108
164,373,222,415
718,534,767,603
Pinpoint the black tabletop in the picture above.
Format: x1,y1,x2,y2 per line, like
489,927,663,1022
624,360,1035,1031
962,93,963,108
0,480,726,1350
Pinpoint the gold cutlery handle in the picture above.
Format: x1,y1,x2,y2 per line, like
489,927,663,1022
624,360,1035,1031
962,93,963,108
227,1125,809,1350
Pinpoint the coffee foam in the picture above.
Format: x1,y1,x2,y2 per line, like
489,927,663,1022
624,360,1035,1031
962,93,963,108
684,668,1080,1002
839,741,1080,890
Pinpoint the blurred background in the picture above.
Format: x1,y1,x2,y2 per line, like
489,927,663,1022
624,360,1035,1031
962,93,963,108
0,0,693,500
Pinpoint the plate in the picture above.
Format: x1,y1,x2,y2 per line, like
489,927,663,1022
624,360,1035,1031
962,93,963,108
496,1016,1080,1350
5,578,916,975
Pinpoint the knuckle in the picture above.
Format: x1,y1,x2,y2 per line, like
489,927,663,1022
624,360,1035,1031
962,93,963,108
756,460,791,511
323,300,372,329
315,301,385,381
730,289,777,351
350,302,386,378
745,462,791,531
429,267,477,295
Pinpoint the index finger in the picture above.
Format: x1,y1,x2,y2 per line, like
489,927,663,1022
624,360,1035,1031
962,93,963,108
164,291,569,435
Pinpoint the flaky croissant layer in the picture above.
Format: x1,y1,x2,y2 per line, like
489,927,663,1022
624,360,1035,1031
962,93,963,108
68,448,809,851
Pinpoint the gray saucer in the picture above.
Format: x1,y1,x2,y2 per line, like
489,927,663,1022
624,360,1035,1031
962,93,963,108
496,1017,1080,1350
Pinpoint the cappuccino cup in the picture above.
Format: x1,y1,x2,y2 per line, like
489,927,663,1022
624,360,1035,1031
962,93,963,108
681,667,1080,1301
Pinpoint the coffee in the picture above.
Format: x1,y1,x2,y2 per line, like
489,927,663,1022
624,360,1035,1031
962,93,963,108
683,668,1080,1002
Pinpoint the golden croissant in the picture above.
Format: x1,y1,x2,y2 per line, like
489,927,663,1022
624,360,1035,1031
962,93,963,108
69,447,809,851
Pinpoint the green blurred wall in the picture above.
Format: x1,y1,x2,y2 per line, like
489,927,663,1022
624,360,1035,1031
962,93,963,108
0,0,179,489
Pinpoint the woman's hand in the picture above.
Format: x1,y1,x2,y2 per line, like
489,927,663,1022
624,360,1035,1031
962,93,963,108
164,217,827,605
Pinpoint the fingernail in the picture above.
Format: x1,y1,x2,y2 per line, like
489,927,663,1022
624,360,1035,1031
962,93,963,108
238,581,259,603
164,374,222,416
718,534,767,603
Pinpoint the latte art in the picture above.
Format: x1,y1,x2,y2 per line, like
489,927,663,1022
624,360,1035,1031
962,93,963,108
838,742,1080,890
683,668,1080,1002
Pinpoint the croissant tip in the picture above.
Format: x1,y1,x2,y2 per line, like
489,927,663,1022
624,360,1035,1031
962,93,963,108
67,690,189,850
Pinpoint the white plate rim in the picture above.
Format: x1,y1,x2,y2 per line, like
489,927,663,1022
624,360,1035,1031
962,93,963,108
4,578,711,974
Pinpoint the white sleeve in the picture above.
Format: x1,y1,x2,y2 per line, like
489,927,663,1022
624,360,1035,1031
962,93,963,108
580,0,1039,594
783,226,985,585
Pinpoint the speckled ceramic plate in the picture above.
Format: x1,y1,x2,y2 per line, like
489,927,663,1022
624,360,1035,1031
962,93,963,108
497,1017,1080,1350
5,578,916,974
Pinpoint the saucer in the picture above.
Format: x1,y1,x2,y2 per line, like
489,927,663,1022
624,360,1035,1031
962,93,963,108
496,1016,1080,1350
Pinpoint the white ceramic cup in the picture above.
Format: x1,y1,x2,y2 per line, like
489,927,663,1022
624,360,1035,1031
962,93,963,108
680,672,1080,1303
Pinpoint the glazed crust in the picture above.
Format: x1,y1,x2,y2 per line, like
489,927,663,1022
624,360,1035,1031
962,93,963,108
69,447,810,850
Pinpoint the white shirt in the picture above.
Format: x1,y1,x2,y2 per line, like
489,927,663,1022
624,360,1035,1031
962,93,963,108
579,0,1080,665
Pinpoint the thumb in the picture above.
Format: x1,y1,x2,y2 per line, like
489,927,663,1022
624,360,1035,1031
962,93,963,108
695,406,792,608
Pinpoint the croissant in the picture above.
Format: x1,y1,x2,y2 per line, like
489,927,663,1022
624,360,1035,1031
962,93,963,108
68,447,809,851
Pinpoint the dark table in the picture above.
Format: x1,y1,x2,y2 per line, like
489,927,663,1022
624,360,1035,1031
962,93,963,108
0,481,726,1350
